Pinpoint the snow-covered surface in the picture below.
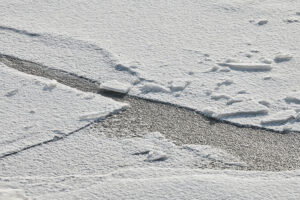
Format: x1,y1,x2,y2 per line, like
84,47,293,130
1,130,299,199
1,1,300,198
1,0,300,131
0,63,127,157
2,168,300,200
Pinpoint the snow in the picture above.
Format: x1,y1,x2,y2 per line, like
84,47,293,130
0,63,127,157
1,129,299,199
100,80,131,94
41,168,300,200
1,0,299,131
1,1,300,199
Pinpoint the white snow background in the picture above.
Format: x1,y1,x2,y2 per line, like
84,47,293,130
1,0,300,199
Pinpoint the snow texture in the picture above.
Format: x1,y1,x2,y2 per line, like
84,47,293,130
1,0,299,131
1,130,299,199
0,63,127,157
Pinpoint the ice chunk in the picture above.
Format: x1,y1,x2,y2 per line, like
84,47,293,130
215,101,268,118
100,80,131,94
140,83,170,93
274,54,293,63
259,57,272,64
261,110,296,125
219,62,272,71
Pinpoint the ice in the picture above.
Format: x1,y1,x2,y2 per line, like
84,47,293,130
100,80,131,94
0,63,127,157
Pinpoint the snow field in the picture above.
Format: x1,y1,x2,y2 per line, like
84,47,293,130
0,63,128,157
